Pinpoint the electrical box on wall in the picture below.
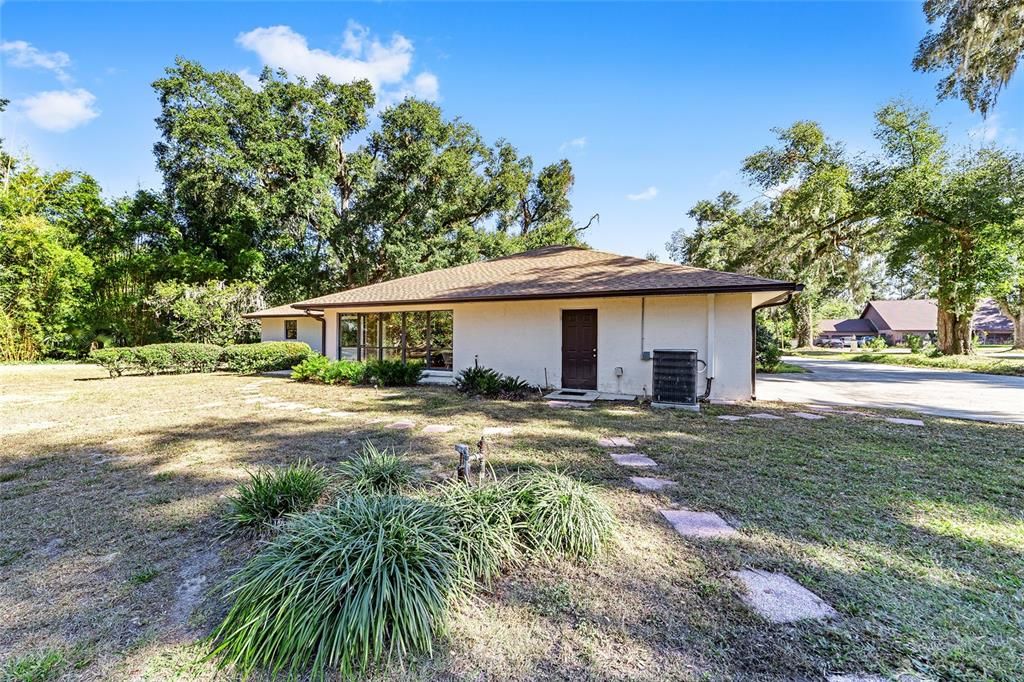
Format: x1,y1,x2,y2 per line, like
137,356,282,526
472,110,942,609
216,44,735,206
641,351,652,361
614,366,623,377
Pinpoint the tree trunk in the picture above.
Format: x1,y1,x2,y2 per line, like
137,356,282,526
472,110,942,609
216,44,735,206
789,295,813,348
937,304,974,355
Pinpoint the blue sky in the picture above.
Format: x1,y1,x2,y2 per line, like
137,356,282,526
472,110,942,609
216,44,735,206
3,1,1022,259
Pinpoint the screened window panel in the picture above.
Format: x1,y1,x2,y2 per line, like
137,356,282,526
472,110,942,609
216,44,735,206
405,312,429,364
428,311,453,370
338,315,359,360
360,314,381,361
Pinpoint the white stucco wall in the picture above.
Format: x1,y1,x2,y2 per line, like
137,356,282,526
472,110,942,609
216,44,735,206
260,317,323,354
320,292,762,401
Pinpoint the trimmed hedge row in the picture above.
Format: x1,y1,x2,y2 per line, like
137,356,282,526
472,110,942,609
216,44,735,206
90,341,313,377
291,356,424,387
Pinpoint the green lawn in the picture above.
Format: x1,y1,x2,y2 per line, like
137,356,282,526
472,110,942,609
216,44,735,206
1,364,1021,680
789,348,1024,376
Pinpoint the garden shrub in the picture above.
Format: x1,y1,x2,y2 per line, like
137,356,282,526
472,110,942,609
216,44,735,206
89,347,135,377
866,336,888,352
221,341,313,374
454,365,534,399
224,460,330,530
161,342,224,372
210,495,460,680
365,359,424,387
338,442,414,495
133,345,173,375
434,479,524,585
506,470,616,562
755,320,783,370
322,358,369,385
906,334,924,354
291,354,330,381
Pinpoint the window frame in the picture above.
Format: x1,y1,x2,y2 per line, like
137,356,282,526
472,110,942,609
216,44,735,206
337,310,452,370
284,319,298,340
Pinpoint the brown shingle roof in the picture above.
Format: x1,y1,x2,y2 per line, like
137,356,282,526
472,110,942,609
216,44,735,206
863,300,937,332
972,298,1013,332
817,318,876,334
292,246,799,309
242,304,324,319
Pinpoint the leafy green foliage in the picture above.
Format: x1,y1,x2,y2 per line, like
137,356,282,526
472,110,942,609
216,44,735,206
225,460,330,530
906,333,925,354
290,354,331,381
755,320,783,370
338,442,414,496
454,365,534,400
133,345,173,375
1,648,67,682
210,495,460,680
161,342,223,372
433,480,525,585
291,357,423,386
913,0,1024,115
365,359,424,387
507,470,616,562
147,280,263,346
865,336,888,352
221,341,313,373
89,347,136,378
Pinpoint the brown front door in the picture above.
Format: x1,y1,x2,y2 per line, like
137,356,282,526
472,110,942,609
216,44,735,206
562,309,597,390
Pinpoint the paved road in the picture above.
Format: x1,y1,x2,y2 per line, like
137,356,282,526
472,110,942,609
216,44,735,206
757,357,1024,425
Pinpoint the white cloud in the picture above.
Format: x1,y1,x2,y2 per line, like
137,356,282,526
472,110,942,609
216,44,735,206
236,23,437,102
968,114,1016,145
626,186,658,201
237,67,262,89
19,88,99,132
560,136,587,151
1,40,72,83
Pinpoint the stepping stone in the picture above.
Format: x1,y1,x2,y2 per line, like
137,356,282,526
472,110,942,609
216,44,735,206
808,405,834,411
482,426,513,435
793,412,825,420
610,453,657,468
271,402,307,411
386,420,415,429
365,417,390,425
598,436,634,447
886,417,924,426
328,410,355,418
837,409,870,416
422,424,454,434
717,415,746,422
244,396,270,404
307,407,327,414
631,477,677,492
660,509,738,539
748,413,783,420
547,400,590,409
731,569,838,623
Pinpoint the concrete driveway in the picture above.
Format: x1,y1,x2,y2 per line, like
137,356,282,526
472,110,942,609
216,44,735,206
757,356,1024,425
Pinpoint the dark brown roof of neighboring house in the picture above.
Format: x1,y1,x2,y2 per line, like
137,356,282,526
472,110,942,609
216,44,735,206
863,299,938,332
817,318,876,335
242,304,325,319
972,298,1013,332
290,246,800,309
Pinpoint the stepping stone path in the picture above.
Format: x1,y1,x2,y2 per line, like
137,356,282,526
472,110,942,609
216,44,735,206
793,412,825,420
387,420,416,430
328,410,355,418
809,405,834,411
597,436,634,447
631,476,677,491
730,569,838,623
609,453,658,468
483,426,514,436
748,413,783,420
660,509,738,539
886,417,925,426
547,400,590,409
717,415,746,422
422,424,455,434
307,407,327,414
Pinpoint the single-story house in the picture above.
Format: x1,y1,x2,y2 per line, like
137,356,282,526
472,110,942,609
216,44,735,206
816,299,938,346
246,246,801,402
815,318,877,344
243,304,325,352
972,298,1014,345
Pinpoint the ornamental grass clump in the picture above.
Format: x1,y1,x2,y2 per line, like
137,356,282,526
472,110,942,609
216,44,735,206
338,442,414,495
209,495,460,680
508,470,616,562
225,460,330,530
433,479,525,585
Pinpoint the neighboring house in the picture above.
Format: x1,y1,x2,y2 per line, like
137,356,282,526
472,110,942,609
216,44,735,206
972,298,1014,344
245,246,800,402
815,318,877,344
243,304,325,354
860,299,938,344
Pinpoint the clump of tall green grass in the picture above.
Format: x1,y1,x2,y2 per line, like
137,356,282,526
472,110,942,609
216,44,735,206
209,495,459,680
224,460,329,529
507,470,616,561
433,479,525,585
338,441,413,495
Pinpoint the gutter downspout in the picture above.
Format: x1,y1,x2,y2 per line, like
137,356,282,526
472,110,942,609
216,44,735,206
700,294,716,403
305,310,326,356
751,289,801,400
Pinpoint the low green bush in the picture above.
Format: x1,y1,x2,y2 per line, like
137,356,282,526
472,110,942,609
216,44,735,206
454,365,534,400
865,336,888,352
755,320,783,370
507,470,616,562
338,442,414,495
163,342,223,372
89,347,135,378
224,460,331,530
222,341,313,374
133,345,173,375
906,334,924,354
434,479,524,585
291,357,423,386
210,495,459,680
291,354,330,381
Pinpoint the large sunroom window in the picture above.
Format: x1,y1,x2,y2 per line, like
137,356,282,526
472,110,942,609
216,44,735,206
338,311,453,371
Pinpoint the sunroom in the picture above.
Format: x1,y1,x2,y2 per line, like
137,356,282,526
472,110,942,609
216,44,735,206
336,311,453,372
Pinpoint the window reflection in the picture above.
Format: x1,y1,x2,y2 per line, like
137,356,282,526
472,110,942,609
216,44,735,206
338,310,453,371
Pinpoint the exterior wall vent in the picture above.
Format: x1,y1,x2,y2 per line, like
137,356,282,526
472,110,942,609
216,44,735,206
651,349,698,405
